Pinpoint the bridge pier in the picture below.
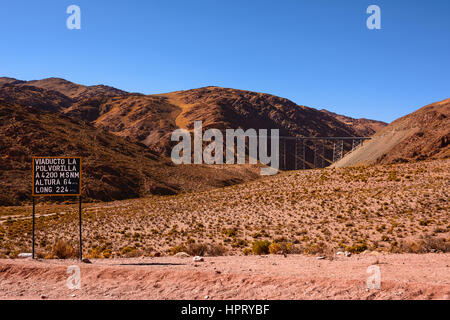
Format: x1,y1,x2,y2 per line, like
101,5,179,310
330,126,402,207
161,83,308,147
313,140,324,169
333,140,344,163
352,139,363,151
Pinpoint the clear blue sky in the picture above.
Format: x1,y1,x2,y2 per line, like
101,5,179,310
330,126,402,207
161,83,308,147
1,0,449,122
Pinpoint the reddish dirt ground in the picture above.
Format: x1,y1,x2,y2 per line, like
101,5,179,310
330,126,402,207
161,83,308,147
0,253,449,300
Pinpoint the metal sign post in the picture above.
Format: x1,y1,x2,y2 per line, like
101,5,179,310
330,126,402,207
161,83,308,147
32,157,82,260
32,197,35,259
79,195,82,260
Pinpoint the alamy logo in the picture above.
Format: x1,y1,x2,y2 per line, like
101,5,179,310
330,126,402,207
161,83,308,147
66,265,81,289
66,5,81,30
170,121,279,175
366,5,381,30
366,265,381,290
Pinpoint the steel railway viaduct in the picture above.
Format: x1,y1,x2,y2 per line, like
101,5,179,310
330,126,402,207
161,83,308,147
277,136,371,170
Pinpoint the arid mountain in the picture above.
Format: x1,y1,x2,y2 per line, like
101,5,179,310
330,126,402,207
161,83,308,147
333,98,450,167
0,77,386,170
0,83,73,112
65,94,180,150
58,86,371,170
320,109,387,136
160,87,359,136
0,100,261,206
0,77,23,86
65,86,362,156
0,78,379,147
27,77,128,100
0,77,128,101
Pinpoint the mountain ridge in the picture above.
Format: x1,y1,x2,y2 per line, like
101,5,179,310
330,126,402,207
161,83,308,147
0,77,385,141
320,109,387,136
1,77,386,167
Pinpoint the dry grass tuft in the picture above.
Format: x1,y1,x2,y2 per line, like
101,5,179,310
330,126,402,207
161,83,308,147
51,240,77,259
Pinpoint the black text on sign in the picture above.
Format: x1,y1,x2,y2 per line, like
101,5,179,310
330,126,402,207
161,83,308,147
32,157,82,196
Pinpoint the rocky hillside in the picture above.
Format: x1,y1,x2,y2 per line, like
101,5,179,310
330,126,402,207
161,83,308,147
0,78,367,140
64,86,364,167
27,77,128,100
0,83,73,112
54,85,363,155
1,78,379,169
0,77,388,171
159,86,359,137
320,109,387,136
0,100,261,206
333,98,450,167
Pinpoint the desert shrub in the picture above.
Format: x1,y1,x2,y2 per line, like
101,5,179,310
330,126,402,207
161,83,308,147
269,242,293,254
423,236,450,252
433,227,446,234
268,242,282,254
398,240,426,253
102,249,112,258
345,222,355,227
419,219,431,226
120,246,139,257
345,242,368,254
398,236,450,253
171,242,227,256
87,247,102,259
251,230,269,239
231,238,247,248
242,248,252,256
52,240,76,259
303,242,328,255
289,244,304,254
36,250,46,259
222,227,238,238
252,240,271,255
388,170,400,182
186,243,208,256
206,243,227,256
170,244,187,255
